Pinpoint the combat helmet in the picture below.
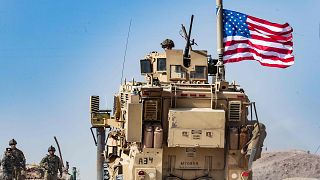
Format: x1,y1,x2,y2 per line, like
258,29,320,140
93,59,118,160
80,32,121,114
161,39,175,50
5,148,12,155
9,139,17,146
48,145,56,152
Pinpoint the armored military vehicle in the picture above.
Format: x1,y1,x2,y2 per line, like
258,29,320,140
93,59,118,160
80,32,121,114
89,1,266,179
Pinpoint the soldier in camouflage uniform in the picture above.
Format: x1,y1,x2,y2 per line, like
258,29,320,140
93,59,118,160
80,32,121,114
1,148,15,180
9,139,26,180
40,146,62,180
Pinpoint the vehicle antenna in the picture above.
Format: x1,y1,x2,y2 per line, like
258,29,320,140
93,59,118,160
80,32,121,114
54,136,64,168
121,19,132,84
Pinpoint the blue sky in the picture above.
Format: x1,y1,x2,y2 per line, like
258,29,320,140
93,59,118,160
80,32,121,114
0,0,319,179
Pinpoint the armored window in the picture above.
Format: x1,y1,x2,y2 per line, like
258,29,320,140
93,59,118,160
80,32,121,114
190,66,207,79
170,65,186,79
140,59,152,74
157,58,166,71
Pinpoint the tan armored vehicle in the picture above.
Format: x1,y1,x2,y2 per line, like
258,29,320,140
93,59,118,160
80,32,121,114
89,3,266,180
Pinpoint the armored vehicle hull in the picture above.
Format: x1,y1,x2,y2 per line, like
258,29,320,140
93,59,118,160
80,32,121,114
90,49,266,180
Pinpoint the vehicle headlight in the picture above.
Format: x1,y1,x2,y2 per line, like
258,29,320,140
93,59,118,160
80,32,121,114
231,172,238,179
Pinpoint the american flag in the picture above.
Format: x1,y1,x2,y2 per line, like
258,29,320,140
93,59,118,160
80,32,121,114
223,9,294,68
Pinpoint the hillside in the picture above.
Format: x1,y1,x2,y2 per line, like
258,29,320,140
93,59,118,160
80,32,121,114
253,150,320,180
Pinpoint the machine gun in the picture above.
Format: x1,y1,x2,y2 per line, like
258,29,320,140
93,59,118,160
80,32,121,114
181,15,218,77
182,15,194,68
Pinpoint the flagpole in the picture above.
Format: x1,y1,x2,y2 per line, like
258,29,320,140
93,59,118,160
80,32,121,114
216,0,225,80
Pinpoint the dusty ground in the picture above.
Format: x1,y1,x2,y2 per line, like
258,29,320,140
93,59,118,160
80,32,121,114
1,150,319,179
253,150,320,180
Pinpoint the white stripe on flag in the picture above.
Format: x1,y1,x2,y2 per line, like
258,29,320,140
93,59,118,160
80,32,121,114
224,43,293,58
224,36,293,50
250,31,292,42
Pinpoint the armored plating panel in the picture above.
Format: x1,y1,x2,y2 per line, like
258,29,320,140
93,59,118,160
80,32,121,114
168,108,225,148
133,148,163,180
125,103,143,142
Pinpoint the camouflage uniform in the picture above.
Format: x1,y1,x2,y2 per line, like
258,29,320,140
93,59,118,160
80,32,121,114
12,148,26,180
40,155,62,180
1,151,15,180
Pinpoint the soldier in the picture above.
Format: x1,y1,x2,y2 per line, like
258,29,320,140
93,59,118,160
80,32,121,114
9,139,26,180
1,148,15,180
40,146,62,180
161,39,175,50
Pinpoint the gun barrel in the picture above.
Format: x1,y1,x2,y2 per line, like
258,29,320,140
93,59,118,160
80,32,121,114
183,15,194,59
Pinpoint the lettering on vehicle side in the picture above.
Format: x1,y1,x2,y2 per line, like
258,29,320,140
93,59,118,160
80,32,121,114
138,157,154,165
179,161,199,168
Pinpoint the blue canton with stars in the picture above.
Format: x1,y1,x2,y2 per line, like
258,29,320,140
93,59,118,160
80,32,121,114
223,9,251,38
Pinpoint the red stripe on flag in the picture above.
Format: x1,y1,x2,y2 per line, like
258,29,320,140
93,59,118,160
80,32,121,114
224,56,254,63
224,48,294,63
247,21,293,36
251,34,293,46
248,15,290,29
258,62,291,68
224,40,247,46
224,35,293,47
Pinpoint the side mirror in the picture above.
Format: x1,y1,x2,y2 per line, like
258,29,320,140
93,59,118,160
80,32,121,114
140,59,152,74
